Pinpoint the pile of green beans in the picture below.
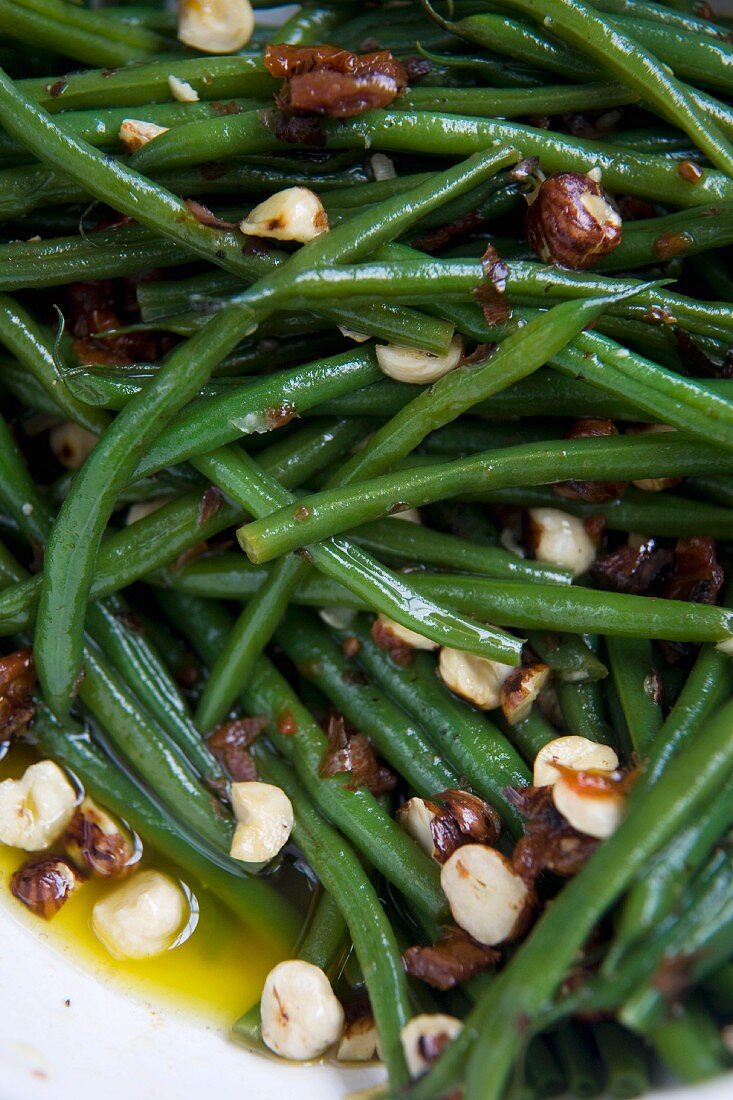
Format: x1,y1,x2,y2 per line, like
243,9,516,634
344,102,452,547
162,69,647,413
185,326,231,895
1,0,733,1097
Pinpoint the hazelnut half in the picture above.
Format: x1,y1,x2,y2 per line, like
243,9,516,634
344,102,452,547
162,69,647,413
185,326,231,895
526,170,622,269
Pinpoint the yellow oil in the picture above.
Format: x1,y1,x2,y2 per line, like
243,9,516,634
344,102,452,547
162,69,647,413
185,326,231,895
0,744,290,1027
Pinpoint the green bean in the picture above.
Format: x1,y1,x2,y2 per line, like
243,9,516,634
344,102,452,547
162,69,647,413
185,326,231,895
526,632,608,683
12,0,170,53
0,0,166,67
496,708,558,764
254,747,413,1088
158,588,449,926
341,614,531,831
598,203,733,271
605,636,664,754
402,81,638,117
18,56,276,112
613,16,733,93
122,105,733,207
702,962,733,1006
486,0,733,174
0,293,109,434
269,1,356,45
591,1022,649,1100
408,691,733,1100
608,791,733,969
31,707,300,947
196,443,524,663
649,1001,730,1083
238,435,733,562
0,418,359,636
86,597,226,790
275,605,458,795
551,1022,604,1099
349,517,573,585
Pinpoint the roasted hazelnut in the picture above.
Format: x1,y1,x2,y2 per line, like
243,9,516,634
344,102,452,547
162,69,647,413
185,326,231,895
11,856,84,919
65,797,137,878
526,170,622,269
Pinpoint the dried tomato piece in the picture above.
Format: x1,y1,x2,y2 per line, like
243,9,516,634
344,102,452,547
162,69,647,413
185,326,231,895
591,538,673,596
404,928,499,990
319,713,397,795
264,43,407,119
0,646,36,742
664,536,724,605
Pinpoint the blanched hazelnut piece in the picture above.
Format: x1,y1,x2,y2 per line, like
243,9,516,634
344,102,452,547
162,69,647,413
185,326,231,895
336,1012,379,1062
65,796,137,878
125,497,172,525
229,781,293,863
91,869,187,959
438,647,514,709
0,760,77,851
239,187,329,244
376,614,437,651
119,119,169,153
397,797,440,859
526,170,622,269
390,507,421,524
178,0,254,54
376,335,463,384
168,74,199,102
11,856,84,919
528,507,596,577
501,663,550,725
628,424,680,491
261,960,345,1060
400,1013,462,1078
440,845,531,946
49,422,97,469
534,735,619,788
552,769,625,839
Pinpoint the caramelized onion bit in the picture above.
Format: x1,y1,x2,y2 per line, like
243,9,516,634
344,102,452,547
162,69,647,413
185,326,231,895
208,716,267,781
264,44,407,119
403,927,499,990
591,538,672,596
664,536,724,605
506,784,600,881
320,713,397,795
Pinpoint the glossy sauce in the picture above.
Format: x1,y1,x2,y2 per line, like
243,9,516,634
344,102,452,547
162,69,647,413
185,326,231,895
0,745,289,1026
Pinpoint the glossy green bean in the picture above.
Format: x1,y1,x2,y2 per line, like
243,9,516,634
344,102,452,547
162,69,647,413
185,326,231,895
402,81,639,117
592,1022,649,1100
526,632,607,682
238,435,733,561
649,1001,730,1083
605,636,663,754
0,0,166,67
551,1023,604,1099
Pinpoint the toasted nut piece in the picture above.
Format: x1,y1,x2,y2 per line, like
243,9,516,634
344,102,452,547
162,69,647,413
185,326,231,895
338,326,370,343
534,735,619,788
439,647,514,710
177,0,254,54
371,153,397,180
65,796,137,877
229,781,294,863
552,769,626,839
168,74,199,102
11,855,84,919
400,1014,462,1078
91,869,187,959
440,845,532,946
119,119,169,153
376,335,463,384
0,760,77,851
240,187,329,244
125,497,172,525
261,960,345,1060
49,422,97,469
336,1012,379,1062
527,507,596,577
376,614,437,652
390,507,421,524
526,170,622,269
501,663,550,725
397,797,440,859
